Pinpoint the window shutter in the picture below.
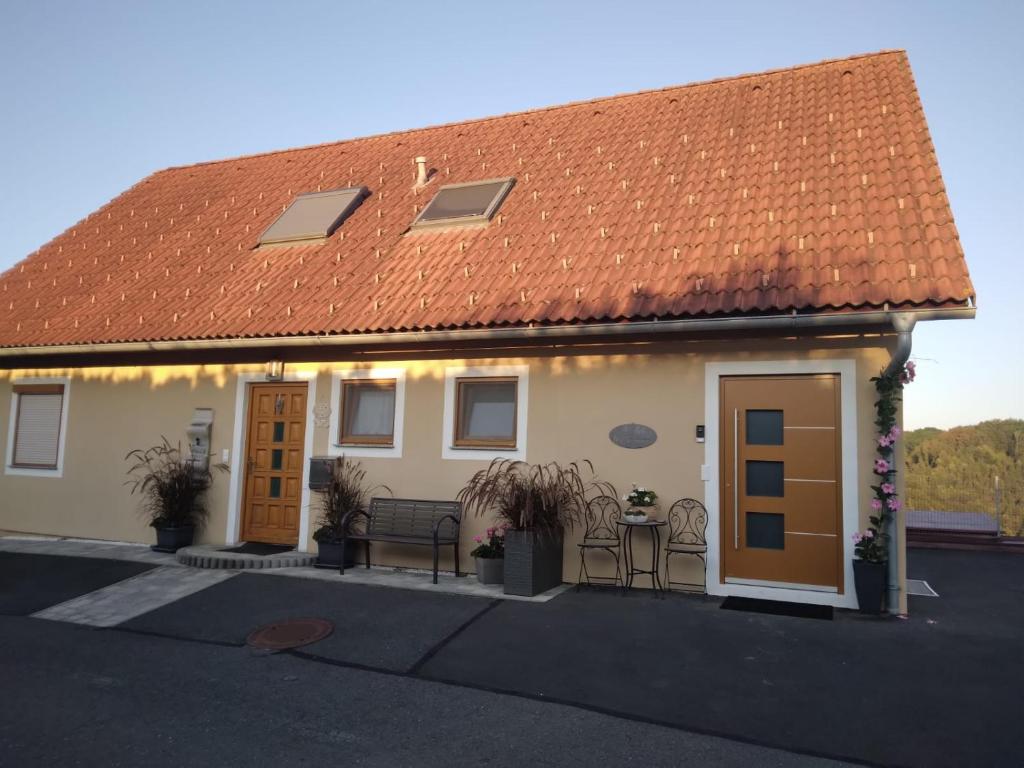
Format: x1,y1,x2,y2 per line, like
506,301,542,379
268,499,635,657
13,390,64,468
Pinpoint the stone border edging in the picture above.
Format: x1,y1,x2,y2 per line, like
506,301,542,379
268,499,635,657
176,544,315,570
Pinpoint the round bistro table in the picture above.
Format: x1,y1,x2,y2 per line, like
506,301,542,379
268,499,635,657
616,519,667,596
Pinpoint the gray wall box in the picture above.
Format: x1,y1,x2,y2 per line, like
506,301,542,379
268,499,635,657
308,457,334,491
609,423,657,449
186,408,214,471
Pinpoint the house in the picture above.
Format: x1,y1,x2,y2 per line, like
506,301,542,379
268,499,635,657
0,50,973,612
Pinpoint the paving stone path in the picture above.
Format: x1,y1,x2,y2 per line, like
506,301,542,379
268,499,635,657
31,566,236,627
0,536,178,566
0,536,568,602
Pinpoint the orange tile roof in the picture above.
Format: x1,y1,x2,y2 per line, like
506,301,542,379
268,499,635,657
0,50,973,349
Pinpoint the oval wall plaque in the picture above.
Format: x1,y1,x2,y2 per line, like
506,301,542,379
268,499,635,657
609,423,657,449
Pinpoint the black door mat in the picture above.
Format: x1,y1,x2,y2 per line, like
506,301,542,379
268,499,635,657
720,596,833,620
220,543,294,556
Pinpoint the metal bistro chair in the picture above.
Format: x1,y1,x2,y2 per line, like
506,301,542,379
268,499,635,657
664,498,708,594
577,495,624,589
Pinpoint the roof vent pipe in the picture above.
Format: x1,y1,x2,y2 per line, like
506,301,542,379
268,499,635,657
415,156,428,187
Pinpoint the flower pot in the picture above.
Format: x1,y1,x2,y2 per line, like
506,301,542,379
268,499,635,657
503,529,563,596
474,556,505,585
152,524,195,553
853,559,887,614
624,513,649,523
315,540,358,569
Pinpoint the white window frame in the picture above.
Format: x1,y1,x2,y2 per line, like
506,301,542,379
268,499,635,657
703,359,860,609
5,376,71,478
328,368,405,459
442,364,528,461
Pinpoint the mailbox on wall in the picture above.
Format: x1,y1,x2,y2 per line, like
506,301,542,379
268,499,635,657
308,457,334,491
187,408,214,473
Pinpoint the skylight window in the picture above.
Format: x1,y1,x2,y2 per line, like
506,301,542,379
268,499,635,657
411,178,515,230
258,186,368,246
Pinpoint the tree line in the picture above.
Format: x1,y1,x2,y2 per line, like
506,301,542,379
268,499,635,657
904,419,1023,536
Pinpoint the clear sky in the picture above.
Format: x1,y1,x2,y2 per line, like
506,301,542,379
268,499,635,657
2,1,1020,430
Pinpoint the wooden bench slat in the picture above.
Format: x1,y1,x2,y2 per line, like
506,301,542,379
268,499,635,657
346,533,458,545
365,497,461,540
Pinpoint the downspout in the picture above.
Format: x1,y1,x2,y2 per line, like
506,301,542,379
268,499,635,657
881,312,916,613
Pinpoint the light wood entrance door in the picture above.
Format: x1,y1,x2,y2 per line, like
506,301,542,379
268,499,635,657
720,375,843,591
240,382,308,546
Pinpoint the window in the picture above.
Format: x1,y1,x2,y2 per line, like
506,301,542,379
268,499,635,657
328,369,405,458
340,379,397,446
746,460,785,497
746,409,783,445
411,178,515,230
258,186,368,246
454,377,518,448
443,365,527,460
746,512,785,549
9,383,66,471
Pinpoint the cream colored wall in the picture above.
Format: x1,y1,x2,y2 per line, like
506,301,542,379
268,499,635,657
0,366,237,546
0,336,904,610
303,339,895,604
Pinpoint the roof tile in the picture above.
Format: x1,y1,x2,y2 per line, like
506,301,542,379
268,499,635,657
0,50,973,349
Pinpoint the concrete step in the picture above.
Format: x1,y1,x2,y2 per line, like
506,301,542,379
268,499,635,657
176,544,316,570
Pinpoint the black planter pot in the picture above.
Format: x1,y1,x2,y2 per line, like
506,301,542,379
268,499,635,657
314,540,358,569
853,559,886,614
503,529,564,596
152,524,195,553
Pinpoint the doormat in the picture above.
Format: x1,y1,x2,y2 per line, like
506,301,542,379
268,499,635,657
906,579,939,597
720,596,833,620
220,543,294,556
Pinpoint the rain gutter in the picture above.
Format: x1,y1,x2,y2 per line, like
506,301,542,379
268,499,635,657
0,306,974,359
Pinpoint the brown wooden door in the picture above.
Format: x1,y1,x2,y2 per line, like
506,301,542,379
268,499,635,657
240,383,307,546
720,375,843,590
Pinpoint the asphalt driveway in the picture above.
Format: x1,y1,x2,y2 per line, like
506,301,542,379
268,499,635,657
0,551,154,615
1,546,1020,767
418,556,1018,768
123,572,495,672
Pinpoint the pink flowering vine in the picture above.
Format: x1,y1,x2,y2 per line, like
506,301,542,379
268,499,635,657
855,361,916,565
899,361,917,385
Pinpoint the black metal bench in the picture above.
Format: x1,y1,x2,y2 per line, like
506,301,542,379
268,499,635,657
339,498,462,584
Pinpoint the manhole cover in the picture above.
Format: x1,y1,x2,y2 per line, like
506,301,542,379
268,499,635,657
246,618,334,650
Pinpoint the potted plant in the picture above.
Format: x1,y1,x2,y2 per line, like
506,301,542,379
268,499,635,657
312,456,389,569
623,485,658,522
458,459,611,597
852,528,887,614
125,438,227,552
470,524,508,584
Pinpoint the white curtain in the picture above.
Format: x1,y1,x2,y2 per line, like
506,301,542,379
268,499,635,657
461,381,516,440
347,386,395,437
